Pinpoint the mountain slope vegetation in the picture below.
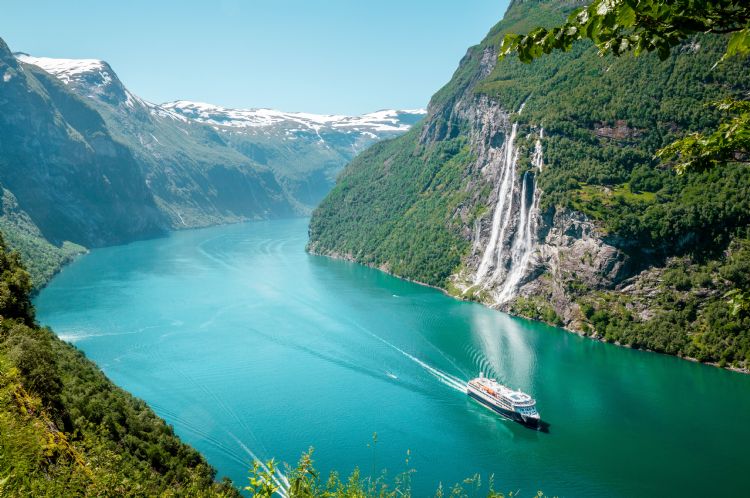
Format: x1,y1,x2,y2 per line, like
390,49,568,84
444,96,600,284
0,231,239,496
0,37,168,286
309,0,750,370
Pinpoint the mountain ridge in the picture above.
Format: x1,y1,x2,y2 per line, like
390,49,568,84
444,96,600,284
2,41,424,286
15,50,425,216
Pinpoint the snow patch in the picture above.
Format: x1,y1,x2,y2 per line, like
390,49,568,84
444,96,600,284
162,100,426,133
15,54,107,84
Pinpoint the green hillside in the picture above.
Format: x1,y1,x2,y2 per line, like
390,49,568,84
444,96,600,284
308,0,750,369
0,232,239,497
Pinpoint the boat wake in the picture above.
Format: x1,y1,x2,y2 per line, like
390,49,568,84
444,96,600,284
228,431,291,498
357,326,467,394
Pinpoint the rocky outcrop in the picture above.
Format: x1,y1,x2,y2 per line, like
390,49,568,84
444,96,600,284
593,120,643,141
446,92,630,329
508,210,630,326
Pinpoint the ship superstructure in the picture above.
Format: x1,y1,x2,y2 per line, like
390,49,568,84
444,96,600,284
467,372,540,428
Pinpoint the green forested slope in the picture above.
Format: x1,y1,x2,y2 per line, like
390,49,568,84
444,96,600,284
309,0,750,369
308,127,475,286
0,233,238,497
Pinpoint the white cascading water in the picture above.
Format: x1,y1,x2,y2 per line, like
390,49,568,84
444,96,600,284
474,118,544,302
488,140,521,284
535,128,544,171
496,134,543,302
473,121,520,285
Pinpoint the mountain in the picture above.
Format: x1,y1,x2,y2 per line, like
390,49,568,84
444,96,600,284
2,42,423,286
15,53,424,213
163,101,425,208
0,39,167,286
14,53,298,228
308,0,750,370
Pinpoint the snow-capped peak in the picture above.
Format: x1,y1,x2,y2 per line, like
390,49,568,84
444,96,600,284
162,100,426,132
13,53,425,133
15,53,108,85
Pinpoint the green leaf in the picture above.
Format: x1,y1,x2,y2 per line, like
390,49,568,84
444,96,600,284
616,3,636,27
725,28,750,59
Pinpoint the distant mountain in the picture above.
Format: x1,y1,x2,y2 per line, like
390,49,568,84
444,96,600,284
15,53,299,228
16,53,425,212
162,101,426,208
1,42,423,285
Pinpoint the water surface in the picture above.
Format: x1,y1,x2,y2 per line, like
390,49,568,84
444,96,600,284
36,219,750,496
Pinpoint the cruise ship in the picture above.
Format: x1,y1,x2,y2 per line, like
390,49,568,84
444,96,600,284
467,373,540,428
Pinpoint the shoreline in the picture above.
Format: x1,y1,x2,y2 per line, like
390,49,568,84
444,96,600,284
38,228,748,376
308,247,750,376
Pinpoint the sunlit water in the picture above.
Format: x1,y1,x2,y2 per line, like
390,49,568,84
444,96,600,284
35,218,750,497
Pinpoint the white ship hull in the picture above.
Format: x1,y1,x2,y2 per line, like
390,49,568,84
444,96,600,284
467,382,540,429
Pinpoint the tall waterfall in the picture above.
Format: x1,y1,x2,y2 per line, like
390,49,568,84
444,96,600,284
473,120,544,303
473,122,519,285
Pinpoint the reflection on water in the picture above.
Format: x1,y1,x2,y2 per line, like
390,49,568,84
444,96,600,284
35,218,750,498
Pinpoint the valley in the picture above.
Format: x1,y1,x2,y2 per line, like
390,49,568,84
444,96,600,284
2,0,749,495
1,40,423,287
34,218,750,497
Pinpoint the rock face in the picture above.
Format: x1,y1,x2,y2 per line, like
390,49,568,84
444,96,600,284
510,210,630,324
447,91,630,327
0,39,166,248
435,45,640,330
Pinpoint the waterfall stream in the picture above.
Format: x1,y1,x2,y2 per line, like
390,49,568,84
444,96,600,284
474,122,519,285
473,115,544,302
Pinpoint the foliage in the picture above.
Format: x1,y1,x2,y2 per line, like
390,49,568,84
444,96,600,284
510,297,563,326
0,232,34,325
575,237,750,369
657,99,750,173
308,129,475,288
0,230,239,497
0,214,85,289
246,448,543,498
499,0,750,63
498,0,750,175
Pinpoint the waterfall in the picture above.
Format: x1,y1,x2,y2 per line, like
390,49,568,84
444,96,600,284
488,141,520,283
497,172,539,302
534,128,544,171
473,119,544,302
473,121,519,285
496,135,543,302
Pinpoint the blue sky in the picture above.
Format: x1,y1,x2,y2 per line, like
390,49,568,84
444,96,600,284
2,0,509,115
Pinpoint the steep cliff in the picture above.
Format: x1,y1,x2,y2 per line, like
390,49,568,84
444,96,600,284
0,39,167,249
309,0,750,370
14,52,297,228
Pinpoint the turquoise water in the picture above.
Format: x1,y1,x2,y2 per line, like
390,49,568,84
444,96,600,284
35,218,750,497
